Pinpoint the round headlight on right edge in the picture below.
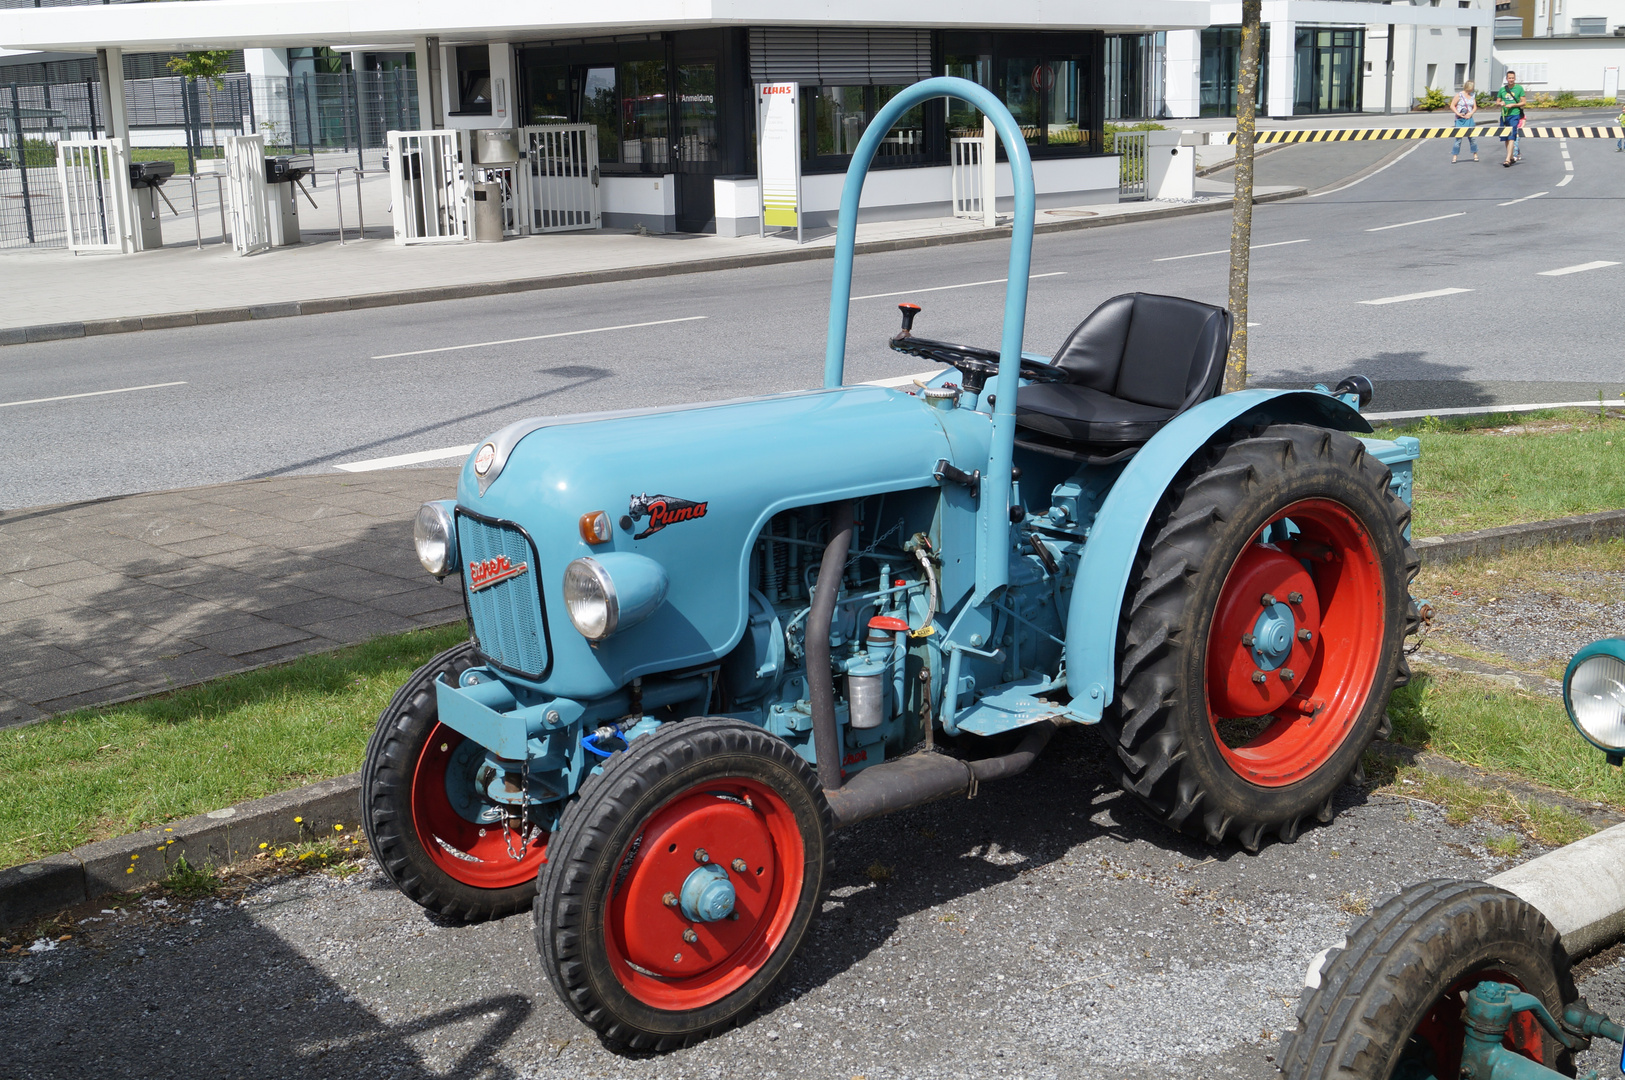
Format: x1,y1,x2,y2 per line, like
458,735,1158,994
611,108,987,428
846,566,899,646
414,501,458,577
564,557,619,640
1564,638,1625,756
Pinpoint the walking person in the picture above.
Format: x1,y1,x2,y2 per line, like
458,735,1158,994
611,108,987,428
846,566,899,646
1451,81,1479,162
1497,70,1526,167
1616,102,1624,151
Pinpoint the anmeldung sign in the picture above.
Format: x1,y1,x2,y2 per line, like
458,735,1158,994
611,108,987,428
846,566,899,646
757,82,801,242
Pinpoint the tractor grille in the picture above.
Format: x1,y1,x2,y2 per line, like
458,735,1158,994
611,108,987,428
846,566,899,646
457,513,550,678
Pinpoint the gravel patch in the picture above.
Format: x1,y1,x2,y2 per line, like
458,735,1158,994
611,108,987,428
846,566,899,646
1422,569,1625,673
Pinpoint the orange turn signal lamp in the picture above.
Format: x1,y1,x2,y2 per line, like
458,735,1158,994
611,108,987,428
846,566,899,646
579,510,612,545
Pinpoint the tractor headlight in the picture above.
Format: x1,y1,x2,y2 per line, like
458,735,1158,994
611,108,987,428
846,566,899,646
1564,638,1625,756
563,554,669,641
414,501,458,577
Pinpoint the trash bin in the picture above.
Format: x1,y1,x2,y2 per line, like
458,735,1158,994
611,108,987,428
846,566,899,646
472,181,504,243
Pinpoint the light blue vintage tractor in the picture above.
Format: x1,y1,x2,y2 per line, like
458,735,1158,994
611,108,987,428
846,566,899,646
362,78,1422,1047
1283,641,1625,1080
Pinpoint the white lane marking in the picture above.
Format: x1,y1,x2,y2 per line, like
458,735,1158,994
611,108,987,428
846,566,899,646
1500,191,1548,206
1153,239,1310,262
1359,287,1472,306
1558,174,1575,187
335,445,476,472
1369,399,1625,421
1565,159,1575,171
1309,143,1420,198
1366,212,1466,233
0,380,188,409
1562,150,1572,159
852,271,1066,301
370,316,709,360
1538,260,1620,277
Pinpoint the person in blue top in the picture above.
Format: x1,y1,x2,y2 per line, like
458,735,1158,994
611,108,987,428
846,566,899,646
1451,81,1479,163
1497,70,1526,167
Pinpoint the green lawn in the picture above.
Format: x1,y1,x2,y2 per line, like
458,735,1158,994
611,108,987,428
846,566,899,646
1373,410,1625,537
0,623,466,871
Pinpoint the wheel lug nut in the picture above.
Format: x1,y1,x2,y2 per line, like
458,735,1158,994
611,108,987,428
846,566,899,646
1298,629,1313,641
1251,670,1267,684
1261,593,1277,607
662,892,678,908
731,858,748,873
682,928,698,944
1280,668,1296,682
1288,591,1304,604
694,848,709,864
728,911,740,920
1241,633,1255,648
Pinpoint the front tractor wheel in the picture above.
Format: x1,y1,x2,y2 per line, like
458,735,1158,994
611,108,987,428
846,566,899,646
534,717,830,1050
1103,423,1418,850
362,642,549,922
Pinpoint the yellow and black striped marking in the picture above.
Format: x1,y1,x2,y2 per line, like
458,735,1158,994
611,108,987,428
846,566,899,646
1223,126,1624,144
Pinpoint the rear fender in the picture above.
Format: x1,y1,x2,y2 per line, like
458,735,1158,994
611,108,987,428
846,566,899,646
1062,389,1371,721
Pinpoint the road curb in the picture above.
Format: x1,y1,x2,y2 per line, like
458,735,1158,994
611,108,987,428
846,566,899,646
1414,507,1625,566
0,188,1307,347
0,773,361,929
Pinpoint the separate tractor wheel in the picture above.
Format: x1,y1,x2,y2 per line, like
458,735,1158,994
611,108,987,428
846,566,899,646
362,641,549,921
1103,422,1419,850
1282,879,1577,1080
535,717,830,1050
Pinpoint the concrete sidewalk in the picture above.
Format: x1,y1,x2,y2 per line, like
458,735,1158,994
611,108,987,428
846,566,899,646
0,183,1305,342
0,469,464,729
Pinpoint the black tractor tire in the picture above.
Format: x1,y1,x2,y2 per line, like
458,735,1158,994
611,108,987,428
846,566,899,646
362,640,545,922
1100,422,1419,851
534,717,831,1050
1282,879,1577,1080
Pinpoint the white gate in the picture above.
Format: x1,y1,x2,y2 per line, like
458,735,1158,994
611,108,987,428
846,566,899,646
1116,131,1148,201
388,129,468,244
225,134,271,255
950,117,995,228
56,138,134,254
519,124,600,233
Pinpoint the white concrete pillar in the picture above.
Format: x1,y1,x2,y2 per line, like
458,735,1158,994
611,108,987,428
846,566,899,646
414,36,443,128
1267,19,1296,117
243,48,289,81
1164,30,1202,118
95,46,128,141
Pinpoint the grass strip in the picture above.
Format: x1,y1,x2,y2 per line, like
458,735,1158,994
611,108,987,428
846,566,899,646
0,622,466,871
1376,667,1625,844
1371,408,1625,538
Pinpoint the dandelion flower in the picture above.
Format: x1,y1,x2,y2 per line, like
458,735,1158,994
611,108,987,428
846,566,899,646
130,854,138,860
334,824,344,832
258,843,268,850
294,817,303,823
125,867,134,874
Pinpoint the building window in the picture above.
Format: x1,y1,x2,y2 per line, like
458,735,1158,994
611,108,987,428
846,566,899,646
1455,62,1468,88
1495,16,1524,36
1201,27,1271,117
805,85,925,163
1574,17,1607,34
454,45,492,115
941,32,1100,155
516,44,671,173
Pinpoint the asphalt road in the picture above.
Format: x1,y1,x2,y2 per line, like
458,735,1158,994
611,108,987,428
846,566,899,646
7,728,1617,1080
2,134,1621,508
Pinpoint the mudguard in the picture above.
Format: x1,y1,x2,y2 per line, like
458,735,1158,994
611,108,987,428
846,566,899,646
1063,388,1372,721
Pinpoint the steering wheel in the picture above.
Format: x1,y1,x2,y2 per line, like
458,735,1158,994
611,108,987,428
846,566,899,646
888,304,1067,395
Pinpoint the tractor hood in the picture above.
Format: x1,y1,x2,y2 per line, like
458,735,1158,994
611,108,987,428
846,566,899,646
455,384,959,701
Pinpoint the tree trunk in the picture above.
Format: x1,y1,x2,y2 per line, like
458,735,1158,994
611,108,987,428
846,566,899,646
1223,0,1264,394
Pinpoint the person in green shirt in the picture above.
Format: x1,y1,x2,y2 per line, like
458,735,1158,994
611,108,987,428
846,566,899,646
1497,70,1526,167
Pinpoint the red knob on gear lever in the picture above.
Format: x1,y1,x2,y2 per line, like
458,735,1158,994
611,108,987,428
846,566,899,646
896,303,921,335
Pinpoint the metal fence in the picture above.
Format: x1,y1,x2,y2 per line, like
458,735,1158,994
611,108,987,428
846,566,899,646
0,69,417,248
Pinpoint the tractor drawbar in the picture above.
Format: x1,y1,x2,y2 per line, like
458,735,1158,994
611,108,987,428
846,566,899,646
825,720,1056,829
808,500,855,793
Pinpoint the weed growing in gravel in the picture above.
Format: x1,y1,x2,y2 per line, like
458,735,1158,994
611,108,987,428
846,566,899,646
1335,892,1372,916
163,856,221,901
1379,765,1593,848
0,622,467,870
1486,834,1523,857
255,833,368,878
865,861,894,884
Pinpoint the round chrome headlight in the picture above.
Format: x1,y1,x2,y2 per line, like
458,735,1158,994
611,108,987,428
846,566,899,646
414,502,458,577
564,557,618,640
1565,639,1625,753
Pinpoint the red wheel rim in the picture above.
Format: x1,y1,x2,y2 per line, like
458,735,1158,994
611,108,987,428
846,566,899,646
1205,498,1385,787
603,778,806,1011
1410,971,1546,1077
410,722,547,888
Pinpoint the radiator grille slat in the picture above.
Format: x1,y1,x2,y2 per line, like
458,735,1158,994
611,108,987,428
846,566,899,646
457,515,549,677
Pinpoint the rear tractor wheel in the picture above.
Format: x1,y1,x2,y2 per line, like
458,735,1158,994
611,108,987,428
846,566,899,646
362,641,549,921
1102,422,1418,850
534,717,830,1049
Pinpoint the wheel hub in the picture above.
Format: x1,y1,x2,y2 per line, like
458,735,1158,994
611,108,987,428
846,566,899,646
1251,600,1298,671
1209,544,1323,716
680,864,737,922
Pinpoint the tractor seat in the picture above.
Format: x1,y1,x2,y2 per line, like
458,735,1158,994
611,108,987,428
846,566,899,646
1015,292,1232,446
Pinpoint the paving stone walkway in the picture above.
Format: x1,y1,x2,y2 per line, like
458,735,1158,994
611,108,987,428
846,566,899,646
0,468,463,728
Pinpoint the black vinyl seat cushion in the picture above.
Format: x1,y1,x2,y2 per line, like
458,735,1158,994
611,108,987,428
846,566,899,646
1015,292,1232,446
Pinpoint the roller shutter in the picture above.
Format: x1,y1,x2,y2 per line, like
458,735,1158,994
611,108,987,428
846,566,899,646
748,28,933,86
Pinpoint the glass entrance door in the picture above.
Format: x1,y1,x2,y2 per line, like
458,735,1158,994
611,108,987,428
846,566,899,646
1294,28,1363,114
673,60,719,232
